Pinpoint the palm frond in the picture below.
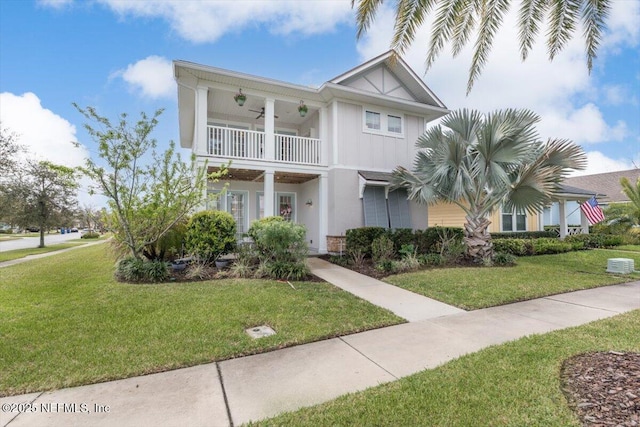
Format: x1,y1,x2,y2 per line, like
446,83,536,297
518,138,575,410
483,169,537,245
352,0,386,39
426,0,464,70
467,0,512,94
620,177,640,209
504,161,561,215
450,0,480,57
391,166,440,205
581,0,611,70
547,0,581,61
518,0,547,61
392,0,437,55
539,138,587,174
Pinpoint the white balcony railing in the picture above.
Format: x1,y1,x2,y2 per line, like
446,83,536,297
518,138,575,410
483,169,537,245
275,134,321,165
207,126,265,160
206,125,322,165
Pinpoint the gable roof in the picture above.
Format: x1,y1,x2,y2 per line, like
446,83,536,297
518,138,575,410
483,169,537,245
330,50,447,109
564,169,640,203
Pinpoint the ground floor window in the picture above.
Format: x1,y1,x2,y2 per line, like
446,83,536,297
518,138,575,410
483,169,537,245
501,208,526,232
362,186,411,229
206,186,248,235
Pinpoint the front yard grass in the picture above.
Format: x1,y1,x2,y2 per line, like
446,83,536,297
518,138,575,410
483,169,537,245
615,245,640,252
0,243,85,263
0,244,403,396
386,249,640,310
257,309,640,426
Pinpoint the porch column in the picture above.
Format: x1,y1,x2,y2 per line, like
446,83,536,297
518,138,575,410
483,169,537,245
264,98,275,161
318,173,329,253
319,107,328,166
558,199,568,239
580,203,590,234
194,86,209,155
264,170,275,217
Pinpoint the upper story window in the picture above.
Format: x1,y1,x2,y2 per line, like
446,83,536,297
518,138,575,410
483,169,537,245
363,106,404,137
388,115,402,134
365,111,381,130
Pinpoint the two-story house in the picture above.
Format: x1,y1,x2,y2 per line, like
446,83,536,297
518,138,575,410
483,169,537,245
174,51,449,253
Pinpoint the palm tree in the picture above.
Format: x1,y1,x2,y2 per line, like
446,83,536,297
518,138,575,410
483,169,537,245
612,176,640,227
392,108,586,264
353,0,611,93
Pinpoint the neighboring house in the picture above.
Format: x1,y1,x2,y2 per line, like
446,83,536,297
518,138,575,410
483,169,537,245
174,51,449,253
428,184,598,238
563,169,640,205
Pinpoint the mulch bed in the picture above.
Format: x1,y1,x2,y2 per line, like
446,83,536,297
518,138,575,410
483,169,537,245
167,262,325,283
561,351,640,426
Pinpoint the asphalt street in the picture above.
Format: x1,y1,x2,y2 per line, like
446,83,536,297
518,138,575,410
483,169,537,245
0,232,81,252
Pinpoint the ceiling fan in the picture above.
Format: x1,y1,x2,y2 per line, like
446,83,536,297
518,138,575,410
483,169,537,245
248,107,278,120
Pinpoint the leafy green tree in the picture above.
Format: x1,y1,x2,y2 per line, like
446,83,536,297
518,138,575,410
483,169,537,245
8,160,79,247
353,0,611,92
392,108,586,264
75,105,227,261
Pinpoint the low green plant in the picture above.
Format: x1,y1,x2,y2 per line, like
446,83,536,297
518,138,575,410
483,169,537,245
492,238,532,256
388,228,414,253
185,260,210,280
420,253,444,266
375,259,396,273
114,257,169,283
398,244,416,259
393,253,421,272
414,227,464,254
493,252,517,266
531,238,573,255
329,255,349,267
492,230,557,239
249,218,309,280
348,248,366,269
372,235,395,263
229,258,254,278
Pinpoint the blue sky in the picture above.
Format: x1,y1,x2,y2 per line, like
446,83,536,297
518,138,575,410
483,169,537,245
1,0,638,206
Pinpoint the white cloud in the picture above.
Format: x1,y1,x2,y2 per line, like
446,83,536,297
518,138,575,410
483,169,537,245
572,151,638,176
92,0,353,43
37,0,73,9
0,92,87,168
114,55,174,99
355,2,632,151
602,0,640,50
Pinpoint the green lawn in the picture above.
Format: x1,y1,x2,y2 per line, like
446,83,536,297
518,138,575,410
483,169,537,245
257,310,640,427
0,243,85,263
616,245,640,252
0,244,403,396
386,250,640,310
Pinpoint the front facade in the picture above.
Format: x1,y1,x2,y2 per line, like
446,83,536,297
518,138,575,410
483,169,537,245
174,51,449,252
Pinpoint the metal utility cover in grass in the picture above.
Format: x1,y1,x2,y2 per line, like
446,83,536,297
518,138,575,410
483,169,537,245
246,325,276,339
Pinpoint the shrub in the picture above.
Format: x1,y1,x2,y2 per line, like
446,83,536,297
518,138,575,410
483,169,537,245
398,244,416,258
247,216,284,242
371,235,396,263
388,228,414,253
346,227,386,258
81,232,100,239
249,219,309,280
493,252,517,266
0,229,13,234
492,238,532,256
393,253,421,272
329,255,349,267
531,238,573,255
348,248,366,269
602,234,623,247
185,210,236,263
564,233,623,249
114,257,169,283
375,259,396,273
414,227,464,254
492,231,557,239
143,220,187,261
229,258,254,278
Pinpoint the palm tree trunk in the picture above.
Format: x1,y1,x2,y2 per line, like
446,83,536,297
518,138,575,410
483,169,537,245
464,215,493,264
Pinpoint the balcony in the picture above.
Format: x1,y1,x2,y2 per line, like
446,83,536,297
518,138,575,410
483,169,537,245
206,125,322,166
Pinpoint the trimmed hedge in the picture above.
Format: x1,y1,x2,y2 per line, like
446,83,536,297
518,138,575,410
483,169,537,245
565,233,624,249
346,226,464,258
490,231,557,239
346,227,387,257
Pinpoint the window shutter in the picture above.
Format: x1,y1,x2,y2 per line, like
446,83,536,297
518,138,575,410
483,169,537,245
363,186,389,228
388,189,412,229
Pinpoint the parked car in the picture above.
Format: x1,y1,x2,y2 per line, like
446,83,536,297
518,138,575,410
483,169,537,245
71,227,79,233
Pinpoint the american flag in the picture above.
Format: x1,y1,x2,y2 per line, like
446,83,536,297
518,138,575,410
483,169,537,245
580,196,605,225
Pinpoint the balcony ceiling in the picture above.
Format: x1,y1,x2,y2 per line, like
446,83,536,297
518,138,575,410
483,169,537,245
208,89,313,126
208,167,319,184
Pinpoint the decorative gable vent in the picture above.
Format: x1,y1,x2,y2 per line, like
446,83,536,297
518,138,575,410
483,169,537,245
606,258,635,274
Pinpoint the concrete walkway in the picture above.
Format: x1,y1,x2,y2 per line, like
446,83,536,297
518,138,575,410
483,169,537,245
1,275,639,426
307,257,464,321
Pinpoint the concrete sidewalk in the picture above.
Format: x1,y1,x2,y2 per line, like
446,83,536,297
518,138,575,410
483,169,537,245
1,279,638,427
0,240,107,269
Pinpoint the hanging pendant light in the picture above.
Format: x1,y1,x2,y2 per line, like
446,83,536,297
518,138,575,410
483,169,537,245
298,100,308,117
234,89,246,106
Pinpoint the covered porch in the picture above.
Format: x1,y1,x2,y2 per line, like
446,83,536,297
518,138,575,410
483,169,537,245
541,185,602,239
205,166,329,253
